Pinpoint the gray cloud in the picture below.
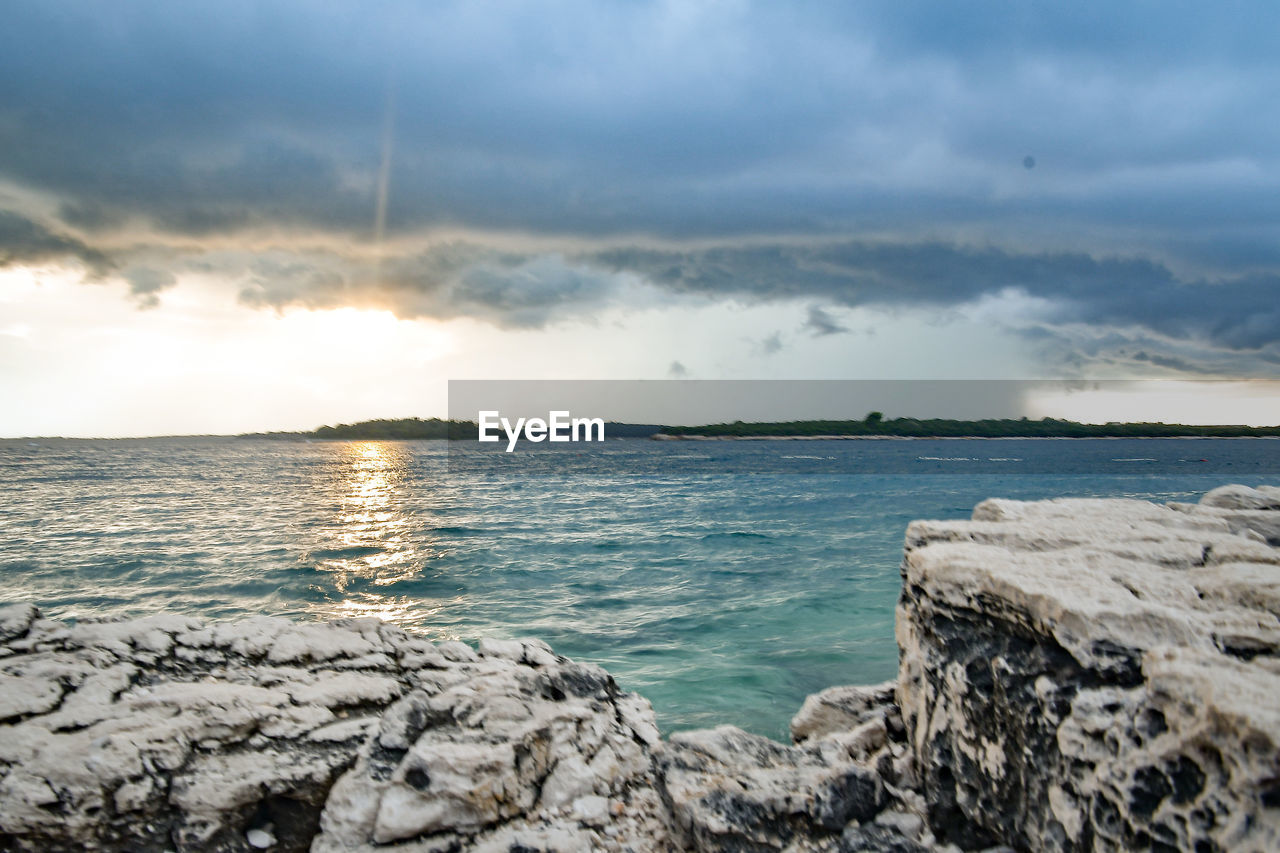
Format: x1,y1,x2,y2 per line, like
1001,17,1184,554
0,2,1277,252
1015,322,1280,378
1,2,1278,378
0,210,113,276
230,243,624,329
803,305,848,337
1132,351,1199,373
588,240,1280,356
755,332,784,356
123,265,177,309
7,199,1277,373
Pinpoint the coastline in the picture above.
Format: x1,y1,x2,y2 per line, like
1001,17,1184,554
652,433,1280,440
2,483,1276,851
6,434,1278,445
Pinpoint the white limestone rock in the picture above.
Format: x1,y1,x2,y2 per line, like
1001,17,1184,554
477,636,559,667
658,724,887,850
791,682,897,744
0,603,40,644
0,607,685,852
897,485,1280,851
1200,483,1280,511
313,656,673,851
0,611,452,851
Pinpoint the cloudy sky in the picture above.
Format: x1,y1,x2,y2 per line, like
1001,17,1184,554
2,1,1278,435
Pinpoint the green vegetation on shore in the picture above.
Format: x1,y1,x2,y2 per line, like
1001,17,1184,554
661,414,1280,438
242,418,478,440
239,414,1279,441
241,418,665,440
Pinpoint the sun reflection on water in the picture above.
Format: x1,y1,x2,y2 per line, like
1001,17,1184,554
303,441,453,628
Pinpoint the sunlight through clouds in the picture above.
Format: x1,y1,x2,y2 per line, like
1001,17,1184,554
0,2,1277,434
0,267,456,435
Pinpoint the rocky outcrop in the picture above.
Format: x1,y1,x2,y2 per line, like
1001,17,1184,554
1,484,1276,851
0,606,922,852
898,483,1280,851
0,609,672,852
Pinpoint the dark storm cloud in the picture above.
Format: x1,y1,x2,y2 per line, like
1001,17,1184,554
197,234,1280,368
229,243,623,329
587,240,1280,355
1015,323,1280,378
0,210,114,276
2,1,1279,374
3,1,1278,243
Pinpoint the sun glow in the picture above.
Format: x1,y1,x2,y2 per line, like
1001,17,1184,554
320,595,456,626
280,307,398,345
300,441,453,629
331,440,419,583
0,268,458,436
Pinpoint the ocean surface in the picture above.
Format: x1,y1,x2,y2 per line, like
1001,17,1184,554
2,436,1277,740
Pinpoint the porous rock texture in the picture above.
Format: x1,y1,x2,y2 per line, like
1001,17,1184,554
2,484,1277,852
898,483,1280,852
0,607,925,851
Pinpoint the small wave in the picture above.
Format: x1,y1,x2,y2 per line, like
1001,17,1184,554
780,455,829,460
304,545,386,560
666,454,712,460
986,457,1023,462
917,456,977,462
1112,458,1158,462
701,531,775,541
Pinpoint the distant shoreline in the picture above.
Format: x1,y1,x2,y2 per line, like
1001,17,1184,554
6,433,1280,444
5,414,1280,442
651,433,1280,441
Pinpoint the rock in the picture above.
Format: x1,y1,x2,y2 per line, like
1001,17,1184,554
0,603,39,645
245,827,275,848
314,655,671,850
841,822,932,852
476,636,559,667
571,794,610,826
658,724,887,850
873,808,924,839
791,682,897,743
0,612,673,852
1178,486,1280,546
897,485,1280,851
1200,483,1280,511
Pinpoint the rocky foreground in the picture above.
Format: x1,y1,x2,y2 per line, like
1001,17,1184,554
1,484,1278,852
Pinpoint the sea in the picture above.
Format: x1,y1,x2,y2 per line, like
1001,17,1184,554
2,436,1276,740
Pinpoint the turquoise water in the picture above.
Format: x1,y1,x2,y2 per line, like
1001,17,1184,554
2,437,1275,739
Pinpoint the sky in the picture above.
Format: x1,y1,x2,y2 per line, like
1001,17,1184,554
1,1,1278,436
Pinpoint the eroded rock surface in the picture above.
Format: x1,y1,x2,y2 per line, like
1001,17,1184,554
0,607,924,852
0,609,674,852
898,484,1280,851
